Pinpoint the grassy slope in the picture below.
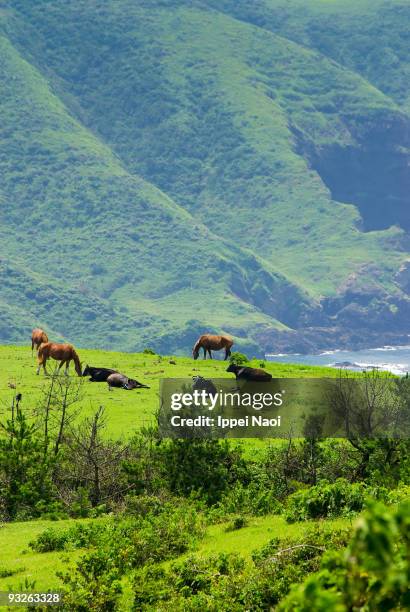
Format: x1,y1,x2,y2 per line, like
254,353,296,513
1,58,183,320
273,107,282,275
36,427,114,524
0,345,341,439
263,0,410,112
6,1,403,295
205,0,410,110
0,0,407,353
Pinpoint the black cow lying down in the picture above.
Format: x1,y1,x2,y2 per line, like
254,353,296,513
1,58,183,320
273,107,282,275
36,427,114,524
107,372,150,390
226,364,272,382
83,365,117,381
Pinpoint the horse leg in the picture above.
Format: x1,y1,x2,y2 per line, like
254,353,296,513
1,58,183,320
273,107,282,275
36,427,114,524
203,347,207,360
65,360,70,376
43,357,48,375
208,349,213,359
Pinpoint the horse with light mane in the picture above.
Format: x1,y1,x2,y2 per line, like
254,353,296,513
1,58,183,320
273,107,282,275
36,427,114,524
37,342,82,376
192,334,233,360
31,328,48,354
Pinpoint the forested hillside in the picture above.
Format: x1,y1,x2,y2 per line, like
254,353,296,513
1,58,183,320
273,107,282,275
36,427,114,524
0,0,409,354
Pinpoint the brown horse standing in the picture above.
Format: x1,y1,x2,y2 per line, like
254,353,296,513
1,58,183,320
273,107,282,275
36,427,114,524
37,342,82,376
192,334,233,360
31,328,48,354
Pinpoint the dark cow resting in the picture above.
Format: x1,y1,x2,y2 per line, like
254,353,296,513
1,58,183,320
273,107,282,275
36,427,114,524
226,364,272,382
106,372,150,390
83,365,117,381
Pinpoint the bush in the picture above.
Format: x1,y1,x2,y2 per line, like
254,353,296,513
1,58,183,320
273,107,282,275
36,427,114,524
30,521,108,553
211,481,281,519
161,439,248,505
143,348,156,355
29,528,70,553
58,548,122,611
225,515,248,532
229,352,249,366
387,484,410,504
133,553,245,609
284,479,368,522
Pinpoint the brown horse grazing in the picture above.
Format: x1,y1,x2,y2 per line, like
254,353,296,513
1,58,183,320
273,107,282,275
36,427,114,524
192,334,233,360
31,328,48,354
37,342,82,376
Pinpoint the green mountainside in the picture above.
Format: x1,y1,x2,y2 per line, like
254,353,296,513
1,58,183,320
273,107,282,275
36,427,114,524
0,0,409,354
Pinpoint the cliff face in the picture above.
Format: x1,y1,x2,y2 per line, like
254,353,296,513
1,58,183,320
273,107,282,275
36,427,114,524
278,109,410,351
304,111,409,232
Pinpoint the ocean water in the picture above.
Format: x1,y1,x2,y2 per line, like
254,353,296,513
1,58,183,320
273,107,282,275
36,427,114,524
266,346,410,376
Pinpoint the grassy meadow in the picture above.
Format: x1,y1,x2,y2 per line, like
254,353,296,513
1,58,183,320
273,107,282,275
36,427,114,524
0,344,342,439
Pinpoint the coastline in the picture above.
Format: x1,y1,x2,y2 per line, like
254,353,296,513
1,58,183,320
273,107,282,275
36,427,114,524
266,344,410,376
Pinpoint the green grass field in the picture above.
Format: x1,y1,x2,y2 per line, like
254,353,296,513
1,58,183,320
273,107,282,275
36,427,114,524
0,345,343,439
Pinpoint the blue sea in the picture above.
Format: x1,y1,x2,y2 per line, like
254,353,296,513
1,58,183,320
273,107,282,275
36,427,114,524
266,346,410,376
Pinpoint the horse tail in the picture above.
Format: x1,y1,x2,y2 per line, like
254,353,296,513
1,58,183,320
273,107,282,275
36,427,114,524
71,348,82,376
37,343,46,364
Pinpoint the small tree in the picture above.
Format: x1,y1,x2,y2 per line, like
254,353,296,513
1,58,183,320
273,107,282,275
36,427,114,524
0,405,55,519
57,407,129,511
328,370,409,479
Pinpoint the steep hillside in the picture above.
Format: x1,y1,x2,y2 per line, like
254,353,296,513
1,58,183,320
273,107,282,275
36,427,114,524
0,1,408,353
206,0,410,231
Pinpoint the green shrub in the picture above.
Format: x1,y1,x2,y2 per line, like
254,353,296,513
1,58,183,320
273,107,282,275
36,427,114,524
29,528,70,553
387,484,410,504
225,515,248,532
0,566,25,578
284,479,368,522
161,439,248,505
229,352,249,366
133,553,245,609
70,487,92,518
210,481,281,520
58,548,122,611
